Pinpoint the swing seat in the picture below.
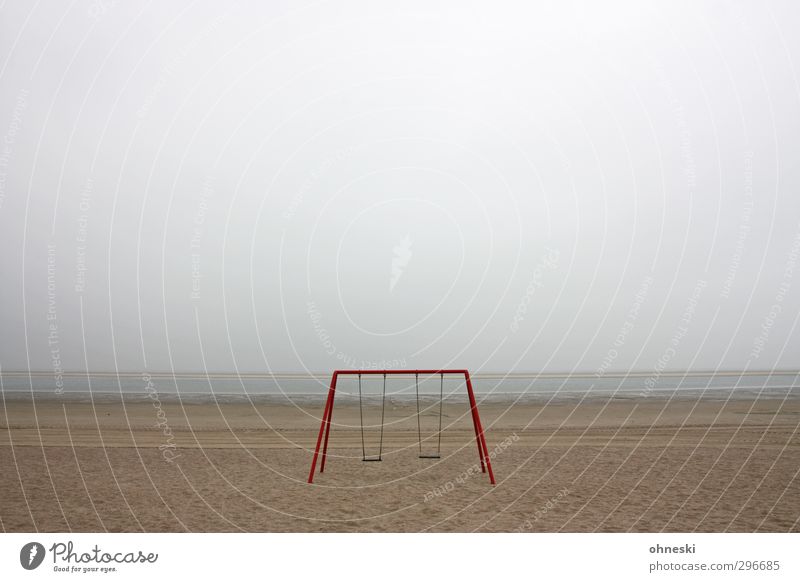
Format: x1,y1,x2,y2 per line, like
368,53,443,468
362,456,382,462
418,453,441,459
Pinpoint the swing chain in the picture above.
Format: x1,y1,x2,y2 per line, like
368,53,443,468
415,372,445,459
358,373,366,461
358,372,388,462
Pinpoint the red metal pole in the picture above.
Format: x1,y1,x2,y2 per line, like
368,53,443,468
468,392,487,474
463,371,486,473
319,373,338,473
465,371,495,485
332,369,468,375
307,372,337,483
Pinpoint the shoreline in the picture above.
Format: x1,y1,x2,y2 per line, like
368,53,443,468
2,387,798,405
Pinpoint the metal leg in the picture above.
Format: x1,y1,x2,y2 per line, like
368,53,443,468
320,374,338,473
308,373,338,483
465,374,486,473
465,372,495,485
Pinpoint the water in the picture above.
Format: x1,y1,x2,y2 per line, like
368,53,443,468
1,371,798,403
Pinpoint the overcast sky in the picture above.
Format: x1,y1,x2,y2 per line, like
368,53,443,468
1,0,799,375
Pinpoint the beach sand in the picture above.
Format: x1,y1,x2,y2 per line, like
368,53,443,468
1,394,798,532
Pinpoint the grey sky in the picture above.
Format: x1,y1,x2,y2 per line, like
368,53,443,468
1,0,799,375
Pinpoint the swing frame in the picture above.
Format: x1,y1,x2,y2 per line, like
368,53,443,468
307,369,495,485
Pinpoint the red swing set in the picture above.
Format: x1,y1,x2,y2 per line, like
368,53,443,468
307,369,495,485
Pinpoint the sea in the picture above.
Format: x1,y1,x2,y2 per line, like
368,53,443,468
1,371,798,404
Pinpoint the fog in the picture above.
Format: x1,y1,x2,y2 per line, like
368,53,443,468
1,0,799,376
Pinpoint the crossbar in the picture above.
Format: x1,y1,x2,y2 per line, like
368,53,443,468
334,369,468,374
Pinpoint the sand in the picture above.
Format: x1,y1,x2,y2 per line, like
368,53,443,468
1,393,798,532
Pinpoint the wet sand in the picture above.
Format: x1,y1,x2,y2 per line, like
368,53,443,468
1,394,798,532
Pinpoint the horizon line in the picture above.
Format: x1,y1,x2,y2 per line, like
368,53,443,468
1,369,798,379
